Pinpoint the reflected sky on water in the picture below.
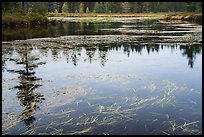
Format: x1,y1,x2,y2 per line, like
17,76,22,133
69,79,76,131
2,19,202,135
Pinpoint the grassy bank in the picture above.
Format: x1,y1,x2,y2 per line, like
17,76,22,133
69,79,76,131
2,12,59,28
48,13,166,18
160,12,202,24
49,12,202,24
2,12,202,28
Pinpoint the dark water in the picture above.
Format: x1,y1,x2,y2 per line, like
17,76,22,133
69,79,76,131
2,19,201,41
2,22,122,41
2,18,202,135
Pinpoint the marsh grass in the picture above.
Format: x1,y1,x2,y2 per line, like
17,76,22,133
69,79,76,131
3,79,201,135
48,13,166,18
78,17,113,23
48,12,202,24
2,76,201,135
162,120,200,135
160,12,202,24
57,82,197,134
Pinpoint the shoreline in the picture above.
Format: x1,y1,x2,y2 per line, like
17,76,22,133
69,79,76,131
159,12,202,24
2,12,202,28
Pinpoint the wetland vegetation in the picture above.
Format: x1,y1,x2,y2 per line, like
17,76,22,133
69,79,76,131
2,2,202,135
2,2,202,27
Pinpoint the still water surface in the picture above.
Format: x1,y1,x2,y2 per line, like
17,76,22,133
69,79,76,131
2,18,202,135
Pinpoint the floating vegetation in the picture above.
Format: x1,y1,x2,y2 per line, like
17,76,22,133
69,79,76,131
46,109,76,116
2,18,201,135
78,17,114,23
2,23,202,48
144,83,157,92
2,112,21,132
162,120,201,135
2,77,201,135
44,85,92,110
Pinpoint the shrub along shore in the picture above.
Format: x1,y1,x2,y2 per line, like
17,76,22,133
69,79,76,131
2,12,202,28
160,12,202,24
2,12,58,28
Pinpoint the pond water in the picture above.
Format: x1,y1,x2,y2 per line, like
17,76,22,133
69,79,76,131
2,17,202,135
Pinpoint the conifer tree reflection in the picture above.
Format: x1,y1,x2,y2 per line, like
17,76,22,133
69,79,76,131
180,44,202,68
71,52,77,66
2,43,15,72
51,48,61,61
123,46,131,57
85,46,97,64
7,46,45,129
106,43,201,69
99,45,108,66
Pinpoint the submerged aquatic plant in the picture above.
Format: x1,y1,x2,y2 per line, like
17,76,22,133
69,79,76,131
3,76,202,135
144,83,157,92
162,120,201,135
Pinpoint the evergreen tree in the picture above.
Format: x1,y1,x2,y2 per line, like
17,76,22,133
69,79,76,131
186,2,196,12
93,2,99,13
121,2,130,13
54,9,58,14
52,2,61,13
62,2,68,13
2,2,202,14
110,2,121,13
31,2,48,14
86,7,90,13
195,2,202,12
79,2,84,13
128,2,138,13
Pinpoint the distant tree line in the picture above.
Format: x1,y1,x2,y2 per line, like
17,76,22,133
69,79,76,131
2,2,202,14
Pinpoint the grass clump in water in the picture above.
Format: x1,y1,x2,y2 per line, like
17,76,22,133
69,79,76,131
160,12,202,24
78,17,113,23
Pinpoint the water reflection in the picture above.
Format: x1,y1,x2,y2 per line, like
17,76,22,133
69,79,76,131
2,18,202,134
3,43,202,70
2,41,202,135
180,44,202,68
36,43,202,68
2,44,15,72
2,19,201,42
98,46,108,66
2,22,121,41
6,46,45,129
2,26,49,41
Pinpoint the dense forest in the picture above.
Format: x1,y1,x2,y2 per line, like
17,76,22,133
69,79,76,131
2,2,202,14
2,2,202,27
